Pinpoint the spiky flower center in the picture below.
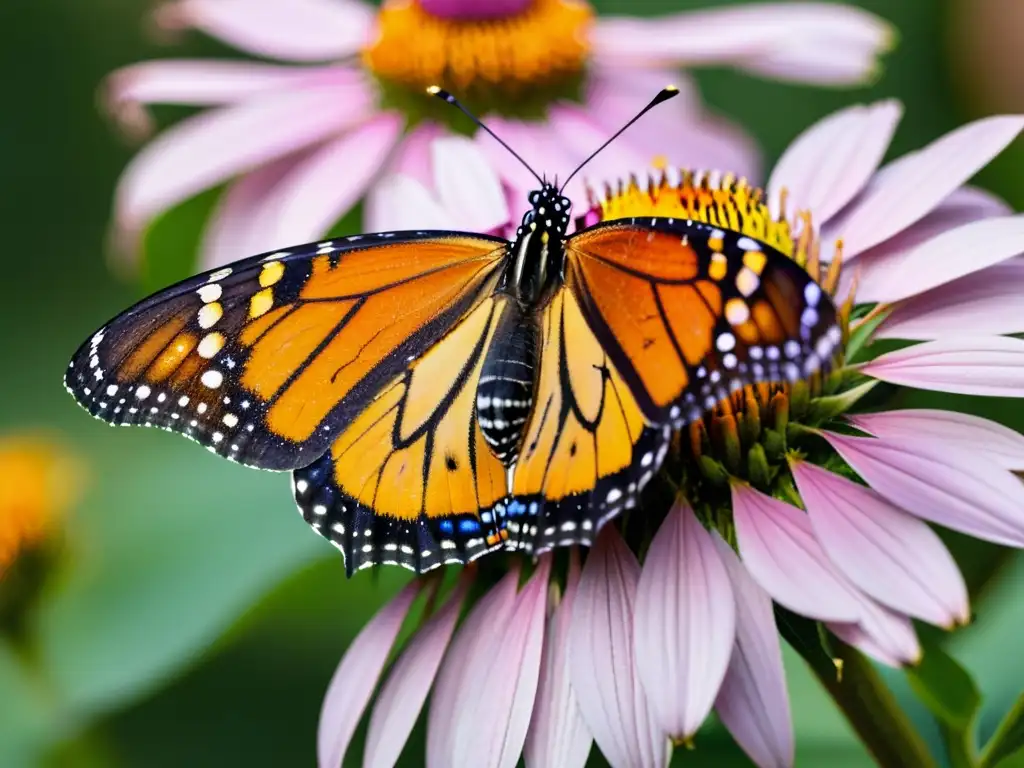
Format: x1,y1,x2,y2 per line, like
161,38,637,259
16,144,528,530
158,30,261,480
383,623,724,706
363,0,593,122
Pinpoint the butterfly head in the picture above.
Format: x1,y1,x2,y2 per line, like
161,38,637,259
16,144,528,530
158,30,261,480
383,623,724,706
506,184,572,305
518,183,572,240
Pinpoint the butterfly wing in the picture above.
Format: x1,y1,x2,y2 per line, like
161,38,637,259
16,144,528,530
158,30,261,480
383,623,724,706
293,296,512,575
66,232,507,470
565,218,842,428
502,285,671,555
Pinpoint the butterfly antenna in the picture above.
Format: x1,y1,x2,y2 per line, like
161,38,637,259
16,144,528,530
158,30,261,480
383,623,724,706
559,85,680,194
427,85,544,186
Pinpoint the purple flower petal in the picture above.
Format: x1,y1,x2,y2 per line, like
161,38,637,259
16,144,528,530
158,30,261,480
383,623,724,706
363,576,472,768
768,100,901,224
428,560,549,768
157,0,374,62
862,336,1024,398
432,136,510,233
635,502,736,739
476,117,572,206
570,528,669,768
711,534,794,768
591,4,890,85
317,581,421,768
850,409,1024,471
114,79,373,253
731,484,862,622
821,114,1024,258
427,567,521,766
420,0,532,19
791,460,969,627
255,113,404,249
525,551,593,768
876,256,1024,340
365,175,458,233
850,214,1024,303
823,431,1024,547
829,598,921,667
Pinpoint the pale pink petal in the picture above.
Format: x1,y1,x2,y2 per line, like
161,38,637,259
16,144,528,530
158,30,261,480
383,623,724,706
475,117,571,206
157,0,374,62
876,256,1024,340
829,599,921,667
257,113,403,248
317,581,420,768
822,431,1024,548
104,60,327,137
363,577,471,768
862,336,1024,397
851,214,1024,303
791,460,969,627
767,101,901,223
200,153,306,269
428,560,549,768
364,174,457,233
114,81,373,252
570,529,669,768
635,502,735,739
740,41,888,86
384,122,445,186
525,551,592,768
432,136,510,233
711,534,793,768
821,115,1024,258
592,4,890,85
731,484,862,622
585,65,702,121
849,409,1024,471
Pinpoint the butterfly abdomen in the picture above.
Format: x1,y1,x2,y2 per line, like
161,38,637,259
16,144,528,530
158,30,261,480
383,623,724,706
477,303,537,465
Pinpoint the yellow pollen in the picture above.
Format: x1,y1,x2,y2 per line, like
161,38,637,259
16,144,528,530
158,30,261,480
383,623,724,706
364,0,594,94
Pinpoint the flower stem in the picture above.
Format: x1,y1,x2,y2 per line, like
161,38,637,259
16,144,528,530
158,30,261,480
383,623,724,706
811,642,938,768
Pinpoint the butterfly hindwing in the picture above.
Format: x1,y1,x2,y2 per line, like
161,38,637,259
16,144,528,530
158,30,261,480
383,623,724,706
292,296,512,575
566,218,842,428
502,286,672,555
65,232,507,470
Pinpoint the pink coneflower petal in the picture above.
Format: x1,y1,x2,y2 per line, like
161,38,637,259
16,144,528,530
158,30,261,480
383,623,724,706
200,153,306,269
427,567,521,766
570,528,668,768
362,576,471,768
829,599,921,667
876,256,1024,340
822,431,1024,547
525,551,593,768
433,136,511,233
862,336,1024,398
156,0,374,62
114,80,374,253
585,65,701,121
428,560,550,768
257,113,403,249
710,534,793,768
104,60,323,137
851,214,1024,303
740,41,887,86
634,502,735,740
476,117,572,204
791,460,969,627
821,114,1024,258
849,409,1024,471
317,581,421,768
730,484,862,623
767,100,901,223
365,175,458,232
591,4,889,84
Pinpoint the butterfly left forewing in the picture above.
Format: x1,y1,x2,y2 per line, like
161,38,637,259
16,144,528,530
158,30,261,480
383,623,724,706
565,218,842,429
65,232,506,470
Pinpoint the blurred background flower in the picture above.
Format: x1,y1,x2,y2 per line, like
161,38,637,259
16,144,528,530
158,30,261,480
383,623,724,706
4,1,1024,767
105,0,890,274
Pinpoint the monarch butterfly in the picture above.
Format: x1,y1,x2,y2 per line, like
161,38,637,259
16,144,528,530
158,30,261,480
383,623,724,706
65,87,840,575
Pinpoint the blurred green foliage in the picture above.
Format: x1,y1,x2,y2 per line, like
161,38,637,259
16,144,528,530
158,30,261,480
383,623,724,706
1,0,1023,766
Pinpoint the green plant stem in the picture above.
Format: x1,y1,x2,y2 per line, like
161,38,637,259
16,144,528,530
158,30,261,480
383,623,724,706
809,642,938,768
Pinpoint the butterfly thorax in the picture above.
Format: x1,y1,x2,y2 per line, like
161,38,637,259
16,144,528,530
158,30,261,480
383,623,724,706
479,185,571,466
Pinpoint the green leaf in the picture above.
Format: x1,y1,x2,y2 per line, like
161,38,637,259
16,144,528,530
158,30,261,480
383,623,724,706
907,645,981,767
844,307,891,363
980,695,1024,768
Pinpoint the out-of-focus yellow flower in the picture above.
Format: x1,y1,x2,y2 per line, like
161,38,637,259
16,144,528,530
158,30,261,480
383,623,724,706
0,436,84,575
